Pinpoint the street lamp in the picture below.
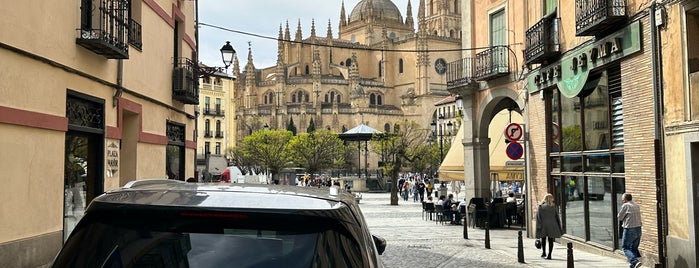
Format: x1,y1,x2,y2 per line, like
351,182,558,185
199,41,237,77
263,123,270,131
431,114,453,161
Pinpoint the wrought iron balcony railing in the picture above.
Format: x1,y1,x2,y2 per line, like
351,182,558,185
172,57,199,104
215,131,224,138
215,108,225,116
576,0,627,36
474,47,510,81
204,131,213,138
525,16,560,65
446,57,475,89
128,18,142,50
76,0,129,59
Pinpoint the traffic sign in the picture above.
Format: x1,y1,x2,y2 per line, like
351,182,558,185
505,123,523,141
506,141,524,160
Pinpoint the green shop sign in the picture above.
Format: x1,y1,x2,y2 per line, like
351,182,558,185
527,20,642,98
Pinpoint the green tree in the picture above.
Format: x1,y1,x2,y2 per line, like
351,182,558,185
287,129,346,178
287,118,297,135
307,118,316,133
241,129,293,182
371,121,430,205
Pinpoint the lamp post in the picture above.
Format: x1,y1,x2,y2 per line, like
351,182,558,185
198,41,237,77
431,114,453,161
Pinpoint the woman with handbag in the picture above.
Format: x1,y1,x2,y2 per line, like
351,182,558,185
535,193,563,259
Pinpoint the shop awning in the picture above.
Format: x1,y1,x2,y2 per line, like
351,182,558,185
437,125,465,181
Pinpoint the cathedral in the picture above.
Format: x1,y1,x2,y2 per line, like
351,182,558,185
232,0,462,169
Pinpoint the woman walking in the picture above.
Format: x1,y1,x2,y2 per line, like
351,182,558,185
536,193,563,259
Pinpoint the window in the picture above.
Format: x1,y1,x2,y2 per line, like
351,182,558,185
205,119,210,134
399,59,404,74
545,0,558,16
216,120,221,134
204,142,210,154
129,0,143,50
378,61,383,77
384,123,391,132
205,97,210,113
166,122,186,182
215,98,221,114
490,9,508,73
548,65,624,249
370,94,376,105
346,58,352,67
686,7,699,120
265,92,275,105
215,142,221,154
377,95,382,105
305,65,310,75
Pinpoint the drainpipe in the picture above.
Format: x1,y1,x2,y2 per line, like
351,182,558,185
649,1,667,267
194,0,200,179
113,59,123,107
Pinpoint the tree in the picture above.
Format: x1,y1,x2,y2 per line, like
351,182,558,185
287,129,346,178
371,121,431,205
307,118,316,133
225,146,262,175
287,118,297,135
241,129,293,183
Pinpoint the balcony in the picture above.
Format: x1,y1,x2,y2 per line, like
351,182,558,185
215,108,226,116
446,57,475,90
474,47,510,81
576,0,627,36
172,58,199,104
525,17,560,65
128,19,142,50
215,131,224,138
76,0,129,59
204,131,213,138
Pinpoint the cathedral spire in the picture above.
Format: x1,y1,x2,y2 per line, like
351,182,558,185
310,19,316,42
295,19,303,42
405,0,414,29
232,54,240,77
417,0,426,35
284,20,291,41
277,24,284,65
340,0,347,27
245,44,255,74
326,19,333,39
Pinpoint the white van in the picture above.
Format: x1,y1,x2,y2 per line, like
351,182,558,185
220,166,244,183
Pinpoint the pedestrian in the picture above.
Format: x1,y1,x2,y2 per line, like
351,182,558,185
418,180,426,202
402,181,410,201
535,193,563,260
412,180,419,202
618,193,642,268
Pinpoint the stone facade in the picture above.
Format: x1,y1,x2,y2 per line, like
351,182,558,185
231,0,462,171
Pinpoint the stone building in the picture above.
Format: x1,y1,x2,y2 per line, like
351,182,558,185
659,1,699,267
231,0,463,171
0,0,198,265
448,0,666,265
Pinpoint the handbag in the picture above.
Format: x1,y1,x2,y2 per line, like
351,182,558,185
535,239,542,249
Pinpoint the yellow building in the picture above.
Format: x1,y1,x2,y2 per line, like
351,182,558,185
196,71,236,176
232,0,463,172
448,0,664,264
0,0,198,264
659,1,699,267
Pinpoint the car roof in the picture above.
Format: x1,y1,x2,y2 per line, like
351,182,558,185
94,179,355,210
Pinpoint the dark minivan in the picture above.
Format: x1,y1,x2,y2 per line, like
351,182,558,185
52,179,385,268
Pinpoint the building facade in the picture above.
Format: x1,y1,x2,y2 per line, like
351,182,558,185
448,0,667,265
660,1,699,267
196,72,236,175
0,0,198,265
232,0,462,171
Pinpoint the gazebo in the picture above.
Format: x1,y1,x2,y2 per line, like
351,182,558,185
339,124,381,178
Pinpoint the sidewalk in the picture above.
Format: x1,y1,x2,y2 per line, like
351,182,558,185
359,192,632,268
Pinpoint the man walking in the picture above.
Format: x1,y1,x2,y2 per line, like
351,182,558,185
617,193,642,268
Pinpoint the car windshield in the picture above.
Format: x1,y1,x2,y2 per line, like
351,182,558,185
53,208,366,268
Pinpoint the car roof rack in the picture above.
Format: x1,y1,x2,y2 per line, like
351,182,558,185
122,179,185,189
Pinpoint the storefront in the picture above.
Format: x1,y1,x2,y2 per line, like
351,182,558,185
527,20,645,250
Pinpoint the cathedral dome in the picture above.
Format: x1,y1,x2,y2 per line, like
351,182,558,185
349,0,403,24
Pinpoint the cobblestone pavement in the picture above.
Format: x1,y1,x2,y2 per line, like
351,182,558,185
358,192,632,268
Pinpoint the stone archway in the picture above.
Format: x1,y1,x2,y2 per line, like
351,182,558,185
460,87,525,203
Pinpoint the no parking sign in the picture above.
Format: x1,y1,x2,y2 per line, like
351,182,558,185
506,142,524,160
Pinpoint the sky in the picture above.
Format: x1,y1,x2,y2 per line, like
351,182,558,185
197,0,417,70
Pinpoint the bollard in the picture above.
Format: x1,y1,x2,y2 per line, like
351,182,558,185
567,242,574,268
517,231,524,263
485,221,491,249
463,217,469,239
